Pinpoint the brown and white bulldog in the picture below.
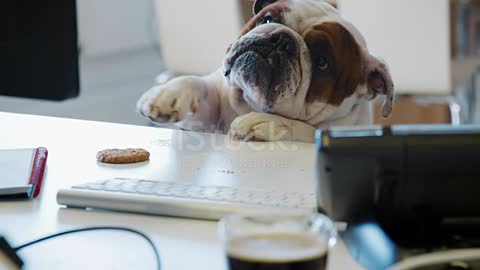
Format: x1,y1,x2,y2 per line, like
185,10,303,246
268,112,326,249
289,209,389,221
137,0,394,143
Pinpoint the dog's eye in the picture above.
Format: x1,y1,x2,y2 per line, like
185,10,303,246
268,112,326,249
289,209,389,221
262,13,274,24
317,57,329,71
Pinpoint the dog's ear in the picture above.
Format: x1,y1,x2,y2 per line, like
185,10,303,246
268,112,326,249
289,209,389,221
253,0,278,15
365,53,395,118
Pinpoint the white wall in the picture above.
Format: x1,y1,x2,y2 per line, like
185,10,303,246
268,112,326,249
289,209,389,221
77,0,453,94
77,0,155,56
339,0,451,95
155,1,242,75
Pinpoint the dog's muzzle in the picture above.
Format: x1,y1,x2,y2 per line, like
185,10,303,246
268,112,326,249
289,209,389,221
225,31,297,112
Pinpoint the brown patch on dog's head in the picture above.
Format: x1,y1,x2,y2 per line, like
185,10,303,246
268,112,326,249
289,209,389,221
304,22,364,105
253,0,279,14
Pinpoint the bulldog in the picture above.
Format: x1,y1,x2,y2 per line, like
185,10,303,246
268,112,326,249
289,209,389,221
137,0,394,143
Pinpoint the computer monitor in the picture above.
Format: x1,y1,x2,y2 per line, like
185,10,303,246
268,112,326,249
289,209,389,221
0,0,79,100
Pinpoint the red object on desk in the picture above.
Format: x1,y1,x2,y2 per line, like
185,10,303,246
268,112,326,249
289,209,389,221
28,147,48,198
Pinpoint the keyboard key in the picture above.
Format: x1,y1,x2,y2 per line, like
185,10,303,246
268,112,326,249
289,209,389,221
188,191,207,199
249,195,267,205
216,188,237,200
120,182,139,193
136,183,156,195
105,179,128,186
104,184,122,192
86,184,104,190
261,195,281,207
233,191,253,203
184,186,206,199
137,180,159,184
154,187,173,196
203,187,221,200
152,182,174,189
171,191,189,198
170,185,189,195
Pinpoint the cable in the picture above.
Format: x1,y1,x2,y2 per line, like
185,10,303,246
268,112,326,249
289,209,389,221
13,226,161,270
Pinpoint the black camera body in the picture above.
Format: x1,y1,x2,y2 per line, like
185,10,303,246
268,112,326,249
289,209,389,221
316,125,480,269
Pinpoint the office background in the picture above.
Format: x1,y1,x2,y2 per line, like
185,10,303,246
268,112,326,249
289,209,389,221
1,0,479,126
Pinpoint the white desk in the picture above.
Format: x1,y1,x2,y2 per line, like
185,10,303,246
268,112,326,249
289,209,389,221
0,112,363,269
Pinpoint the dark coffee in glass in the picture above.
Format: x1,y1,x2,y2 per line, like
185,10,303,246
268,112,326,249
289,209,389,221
227,233,328,270
219,214,336,270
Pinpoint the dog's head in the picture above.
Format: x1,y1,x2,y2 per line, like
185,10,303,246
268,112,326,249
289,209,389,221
224,0,394,123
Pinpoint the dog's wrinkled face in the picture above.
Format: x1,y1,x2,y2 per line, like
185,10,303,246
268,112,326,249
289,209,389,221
224,0,394,123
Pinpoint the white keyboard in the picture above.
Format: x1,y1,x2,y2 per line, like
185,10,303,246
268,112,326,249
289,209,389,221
57,178,318,220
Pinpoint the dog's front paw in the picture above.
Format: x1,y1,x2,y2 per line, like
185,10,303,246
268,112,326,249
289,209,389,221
136,78,205,123
228,112,292,142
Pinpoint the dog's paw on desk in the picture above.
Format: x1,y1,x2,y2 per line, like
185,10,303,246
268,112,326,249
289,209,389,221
228,112,316,143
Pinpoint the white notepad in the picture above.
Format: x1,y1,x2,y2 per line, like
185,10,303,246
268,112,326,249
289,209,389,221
0,148,48,198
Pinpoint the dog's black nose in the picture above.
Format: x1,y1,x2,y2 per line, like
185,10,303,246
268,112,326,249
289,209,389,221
269,32,295,54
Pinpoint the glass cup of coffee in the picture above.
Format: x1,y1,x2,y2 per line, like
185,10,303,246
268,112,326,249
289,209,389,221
218,213,337,270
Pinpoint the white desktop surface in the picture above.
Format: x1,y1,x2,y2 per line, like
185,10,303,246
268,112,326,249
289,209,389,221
0,112,363,269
